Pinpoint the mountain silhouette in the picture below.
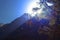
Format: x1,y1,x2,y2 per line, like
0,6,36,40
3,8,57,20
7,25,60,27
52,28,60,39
0,13,60,40
0,13,49,40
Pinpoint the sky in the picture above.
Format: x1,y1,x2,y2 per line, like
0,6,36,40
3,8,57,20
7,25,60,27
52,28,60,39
0,0,32,24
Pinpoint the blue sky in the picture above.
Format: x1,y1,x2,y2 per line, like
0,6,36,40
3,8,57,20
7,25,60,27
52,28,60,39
0,0,32,24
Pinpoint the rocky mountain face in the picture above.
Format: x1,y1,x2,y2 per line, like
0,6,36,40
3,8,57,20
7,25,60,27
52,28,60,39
0,13,60,40
0,13,30,39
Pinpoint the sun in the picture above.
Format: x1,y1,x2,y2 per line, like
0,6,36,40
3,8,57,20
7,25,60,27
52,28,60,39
26,0,40,17
25,0,54,18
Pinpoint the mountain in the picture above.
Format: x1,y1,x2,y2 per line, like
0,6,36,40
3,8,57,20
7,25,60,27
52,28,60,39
0,13,48,40
0,13,30,39
0,13,60,40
